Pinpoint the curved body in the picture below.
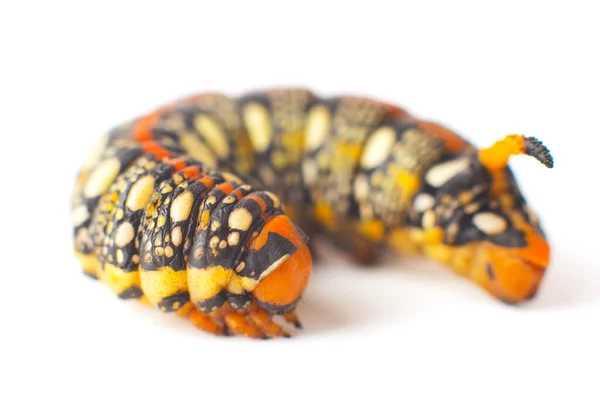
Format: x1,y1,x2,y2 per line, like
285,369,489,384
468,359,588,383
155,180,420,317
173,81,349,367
72,88,552,338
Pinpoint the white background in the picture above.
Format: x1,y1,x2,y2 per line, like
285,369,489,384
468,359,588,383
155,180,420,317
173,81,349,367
1,1,599,399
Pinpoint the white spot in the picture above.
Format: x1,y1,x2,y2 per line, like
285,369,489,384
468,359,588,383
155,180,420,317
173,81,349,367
72,205,90,227
353,174,370,201
263,191,281,208
304,105,331,151
170,191,194,222
360,127,396,169
82,135,109,170
243,103,272,153
425,158,470,188
228,208,253,231
412,193,435,213
473,212,508,235
259,254,290,280
302,160,318,185
126,175,156,211
83,158,120,198
194,115,230,158
180,133,217,167
227,231,240,246
114,222,135,247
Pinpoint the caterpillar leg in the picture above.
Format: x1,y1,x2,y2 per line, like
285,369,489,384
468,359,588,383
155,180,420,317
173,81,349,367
188,308,228,336
187,302,295,339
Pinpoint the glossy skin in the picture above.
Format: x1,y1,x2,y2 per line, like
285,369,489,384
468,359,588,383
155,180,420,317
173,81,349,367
72,89,553,338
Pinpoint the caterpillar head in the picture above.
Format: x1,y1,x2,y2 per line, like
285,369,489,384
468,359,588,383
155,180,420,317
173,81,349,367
246,215,312,315
412,135,553,303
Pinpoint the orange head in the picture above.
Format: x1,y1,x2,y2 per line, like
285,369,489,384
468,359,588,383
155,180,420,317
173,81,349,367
414,135,553,303
245,215,312,314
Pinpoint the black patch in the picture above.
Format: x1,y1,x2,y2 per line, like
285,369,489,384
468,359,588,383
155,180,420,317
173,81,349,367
240,232,298,279
486,263,496,281
256,297,300,315
118,286,143,300
227,293,253,310
195,292,227,312
524,137,553,168
157,292,190,312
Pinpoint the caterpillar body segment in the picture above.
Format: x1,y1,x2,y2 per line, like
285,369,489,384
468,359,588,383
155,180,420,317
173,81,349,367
72,88,553,337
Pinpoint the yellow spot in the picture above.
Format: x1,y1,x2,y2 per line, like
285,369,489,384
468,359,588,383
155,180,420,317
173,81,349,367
194,115,230,158
243,103,272,153
387,228,421,254
199,210,210,230
126,175,156,211
170,191,194,222
228,208,253,231
305,105,331,151
83,158,120,198
165,246,174,258
360,220,384,241
314,201,336,229
395,170,421,203
157,215,166,227
360,126,395,169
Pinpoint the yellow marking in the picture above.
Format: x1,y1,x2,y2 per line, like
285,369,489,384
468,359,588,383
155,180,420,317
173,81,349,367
360,220,384,241
83,158,120,198
188,266,259,302
140,268,188,306
243,103,272,153
199,210,210,230
334,143,363,165
126,175,156,211
170,191,194,222
99,263,141,296
387,229,421,254
314,201,336,229
75,251,101,277
395,170,420,200
305,105,331,151
360,126,395,169
194,115,230,158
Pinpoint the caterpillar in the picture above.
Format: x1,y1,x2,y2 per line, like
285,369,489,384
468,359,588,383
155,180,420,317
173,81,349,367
72,88,553,339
